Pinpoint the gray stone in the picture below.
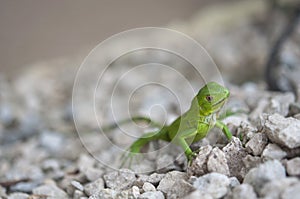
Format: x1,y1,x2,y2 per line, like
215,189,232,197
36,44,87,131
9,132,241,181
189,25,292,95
260,177,299,199
139,191,165,199
103,169,136,191
33,184,68,199
85,167,103,182
264,92,295,116
183,190,213,199
262,113,300,149
71,180,84,191
262,143,287,160
42,159,60,171
84,178,105,196
231,184,257,199
89,188,118,199
245,133,268,156
229,177,240,189
282,183,300,199
73,190,85,199
192,172,230,199
10,181,39,193
39,131,64,153
187,145,212,176
243,160,286,193
207,147,230,175
132,186,140,198
142,182,156,192
286,157,300,176
223,137,247,181
157,171,193,198
7,192,29,199
147,173,165,185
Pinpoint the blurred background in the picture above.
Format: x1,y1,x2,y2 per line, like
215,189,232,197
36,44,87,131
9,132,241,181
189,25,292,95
1,0,217,77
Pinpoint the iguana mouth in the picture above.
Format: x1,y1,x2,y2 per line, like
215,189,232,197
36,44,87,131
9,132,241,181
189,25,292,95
213,97,227,107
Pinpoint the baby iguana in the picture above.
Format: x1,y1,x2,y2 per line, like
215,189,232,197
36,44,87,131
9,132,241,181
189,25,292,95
106,82,232,166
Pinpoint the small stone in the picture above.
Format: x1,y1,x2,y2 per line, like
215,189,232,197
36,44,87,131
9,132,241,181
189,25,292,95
73,190,85,199
42,159,60,171
245,133,268,156
89,188,118,199
223,137,247,181
281,182,300,199
192,172,230,199
207,147,230,176
241,155,262,176
139,191,165,199
264,92,295,116
77,153,96,173
262,143,287,160
157,171,193,198
289,102,300,116
143,182,156,192
262,113,300,149
84,178,104,196
243,160,286,193
183,190,213,199
231,184,257,199
260,177,299,198
229,177,240,189
132,186,140,198
147,173,165,186
39,131,64,153
85,167,103,182
7,192,29,199
33,184,68,199
187,145,212,176
71,180,84,191
103,169,136,191
286,157,300,176
10,181,39,193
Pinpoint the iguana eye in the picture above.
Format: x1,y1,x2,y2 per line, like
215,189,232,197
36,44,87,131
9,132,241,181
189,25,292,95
206,95,213,102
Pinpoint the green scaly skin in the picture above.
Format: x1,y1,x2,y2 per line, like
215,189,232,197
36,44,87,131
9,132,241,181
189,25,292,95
120,82,232,166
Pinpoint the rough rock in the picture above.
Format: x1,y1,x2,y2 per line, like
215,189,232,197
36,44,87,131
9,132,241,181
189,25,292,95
139,191,165,199
222,137,247,181
281,182,300,199
286,157,300,176
261,113,300,149
243,160,286,193
142,182,156,192
262,143,287,160
84,178,105,196
183,190,213,199
71,180,84,191
103,169,136,191
192,172,230,199
157,171,193,198
259,177,299,198
132,186,140,198
245,133,268,156
187,145,212,176
230,184,257,199
73,190,85,199
207,147,230,175
32,184,68,199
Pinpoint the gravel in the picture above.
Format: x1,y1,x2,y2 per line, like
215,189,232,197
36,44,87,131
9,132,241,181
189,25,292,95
1,3,300,198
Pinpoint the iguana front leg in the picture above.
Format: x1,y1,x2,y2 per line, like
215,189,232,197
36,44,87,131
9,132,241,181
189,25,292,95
215,120,232,140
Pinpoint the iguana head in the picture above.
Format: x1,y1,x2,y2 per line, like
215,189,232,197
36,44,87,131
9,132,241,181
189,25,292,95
197,82,230,116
